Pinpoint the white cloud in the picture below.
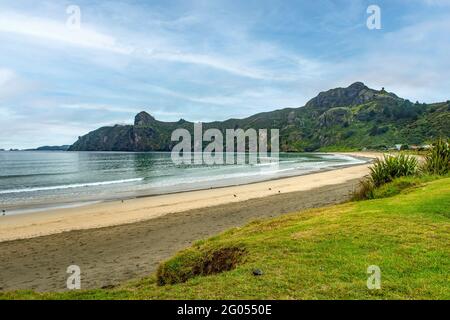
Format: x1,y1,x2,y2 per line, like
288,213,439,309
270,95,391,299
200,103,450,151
0,11,132,54
0,68,16,87
60,103,182,118
422,0,450,6
0,10,322,81
0,68,31,101
333,15,450,103
60,103,140,113
145,50,272,80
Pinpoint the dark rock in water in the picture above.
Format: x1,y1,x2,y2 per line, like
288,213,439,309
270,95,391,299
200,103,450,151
252,268,263,276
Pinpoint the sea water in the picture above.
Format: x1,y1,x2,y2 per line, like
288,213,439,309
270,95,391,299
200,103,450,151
0,151,366,213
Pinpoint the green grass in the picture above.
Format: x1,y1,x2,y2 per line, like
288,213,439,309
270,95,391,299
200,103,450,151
2,178,450,300
370,175,442,199
353,174,444,201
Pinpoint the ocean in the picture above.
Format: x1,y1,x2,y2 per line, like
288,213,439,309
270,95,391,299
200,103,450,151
0,151,367,214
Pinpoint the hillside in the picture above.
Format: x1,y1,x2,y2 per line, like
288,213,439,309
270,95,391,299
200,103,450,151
30,145,71,151
3,176,449,299
68,82,450,152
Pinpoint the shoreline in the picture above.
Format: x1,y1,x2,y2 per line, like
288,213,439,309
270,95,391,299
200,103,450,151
0,152,380,243
1,152,372,215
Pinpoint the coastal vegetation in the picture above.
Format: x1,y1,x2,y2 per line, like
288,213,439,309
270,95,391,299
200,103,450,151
369,154,418,187
353,138,450,200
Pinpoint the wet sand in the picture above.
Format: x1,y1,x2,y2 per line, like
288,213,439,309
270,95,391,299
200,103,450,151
0,178,360,292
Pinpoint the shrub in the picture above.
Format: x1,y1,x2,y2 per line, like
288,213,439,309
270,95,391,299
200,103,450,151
369,154,418,187
422,138,450,175
353,154,419,200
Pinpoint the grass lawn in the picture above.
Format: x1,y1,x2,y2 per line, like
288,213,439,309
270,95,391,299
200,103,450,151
2,177,449,300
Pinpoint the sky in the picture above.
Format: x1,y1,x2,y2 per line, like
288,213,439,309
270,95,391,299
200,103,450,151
0,0,449,149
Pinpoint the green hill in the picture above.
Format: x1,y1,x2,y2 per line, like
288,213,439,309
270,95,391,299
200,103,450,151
3,176,449,299
68,82,450,152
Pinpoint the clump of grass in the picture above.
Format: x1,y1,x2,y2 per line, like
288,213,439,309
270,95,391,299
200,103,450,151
422,138,450,175
156,246,246,286
352,178,376,201
370,154,418,187
353,154,418,200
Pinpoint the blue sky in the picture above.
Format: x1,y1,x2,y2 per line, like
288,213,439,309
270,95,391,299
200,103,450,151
0,0,449,149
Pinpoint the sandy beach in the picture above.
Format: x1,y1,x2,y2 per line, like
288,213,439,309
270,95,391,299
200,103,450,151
0,178,363,292
0,153,379,242
0,152,380,291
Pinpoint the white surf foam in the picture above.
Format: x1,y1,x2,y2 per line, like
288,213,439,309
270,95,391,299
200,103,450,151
0,178,144,194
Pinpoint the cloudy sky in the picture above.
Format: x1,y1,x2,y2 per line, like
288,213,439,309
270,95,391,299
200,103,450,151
0,0,449,149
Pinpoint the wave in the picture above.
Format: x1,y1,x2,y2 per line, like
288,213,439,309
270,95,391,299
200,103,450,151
148,167,298,188
0,178,144,194
146,156,366,189
319,153,366,164
0,171,80,179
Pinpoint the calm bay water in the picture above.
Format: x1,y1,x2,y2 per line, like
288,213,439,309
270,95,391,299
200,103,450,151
0,151,366,213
